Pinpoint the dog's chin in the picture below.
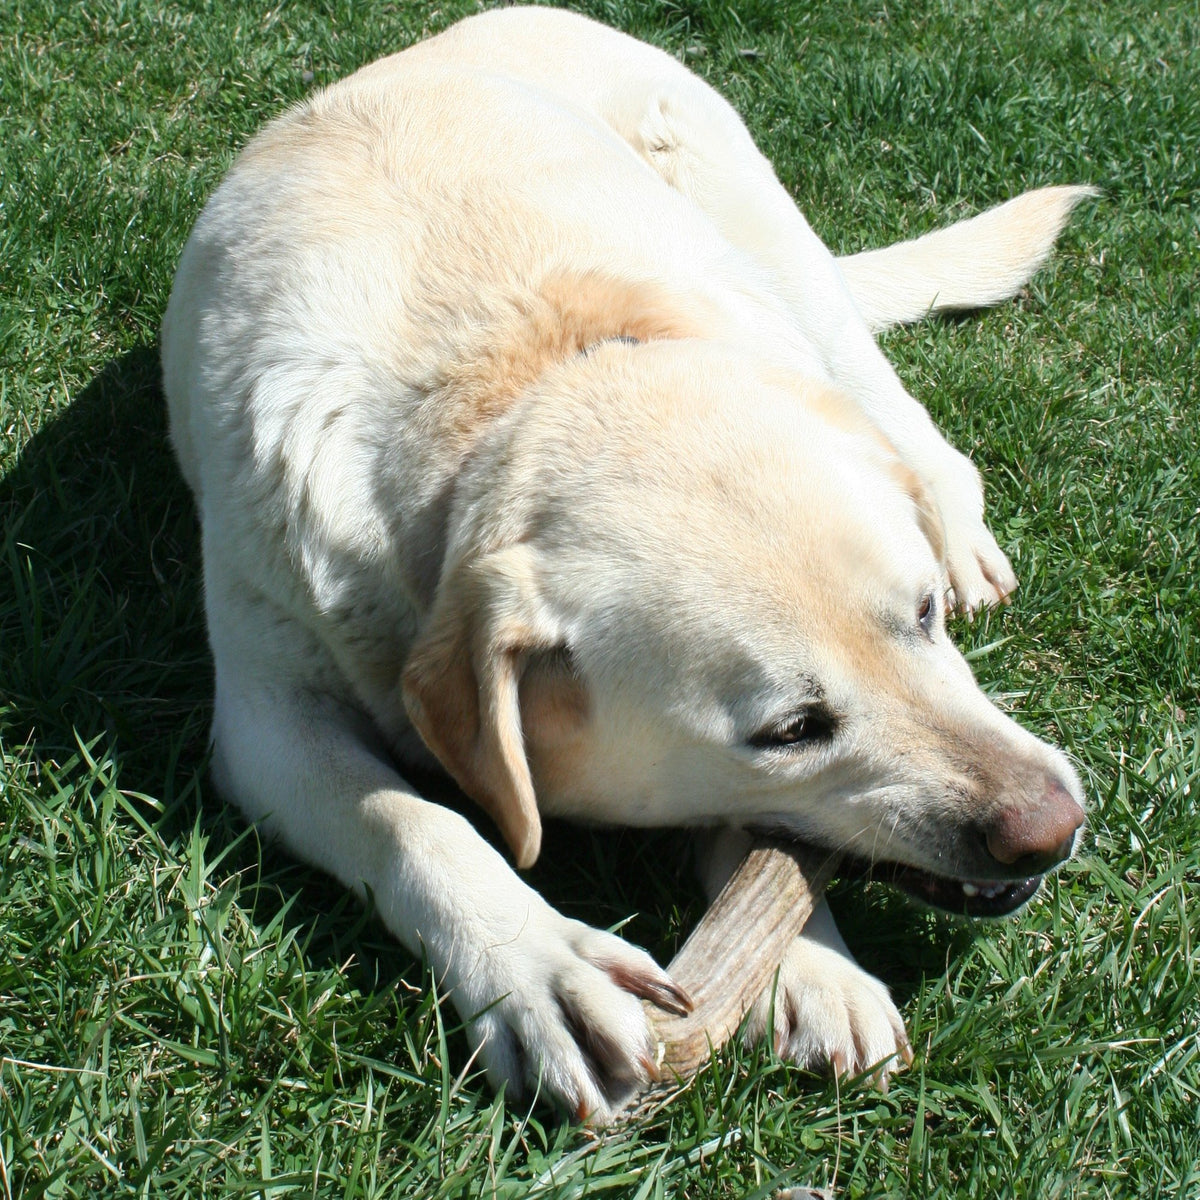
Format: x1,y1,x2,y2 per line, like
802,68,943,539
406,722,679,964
860,859,1044,918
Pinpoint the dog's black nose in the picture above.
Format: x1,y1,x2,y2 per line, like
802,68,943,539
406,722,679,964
986,782,1085,873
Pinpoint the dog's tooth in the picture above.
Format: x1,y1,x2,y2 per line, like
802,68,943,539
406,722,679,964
961,882,980,897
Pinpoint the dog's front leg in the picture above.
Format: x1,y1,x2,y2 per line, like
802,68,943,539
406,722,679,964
697,829,911,1085
208,655,685,1120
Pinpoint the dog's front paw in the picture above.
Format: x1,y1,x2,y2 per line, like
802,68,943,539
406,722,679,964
930,451,1018,613
455,909,690,1122
744,933,911,1087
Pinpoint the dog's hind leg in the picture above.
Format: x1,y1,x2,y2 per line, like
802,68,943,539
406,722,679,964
609,80,1021,610
413,8,1029,605
420,9,1087,602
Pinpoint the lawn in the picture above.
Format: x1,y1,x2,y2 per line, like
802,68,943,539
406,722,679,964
1,0,1197,1196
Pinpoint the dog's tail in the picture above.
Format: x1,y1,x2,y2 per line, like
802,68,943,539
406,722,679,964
837,185,1097,332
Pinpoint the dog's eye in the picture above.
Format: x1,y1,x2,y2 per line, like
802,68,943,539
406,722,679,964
748,707,837,750
918,591,938,637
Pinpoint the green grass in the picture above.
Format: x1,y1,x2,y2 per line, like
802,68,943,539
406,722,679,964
2,0,1197,1196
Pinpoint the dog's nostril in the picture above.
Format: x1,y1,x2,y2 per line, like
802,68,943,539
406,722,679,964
986,783,1085,869
999,833,1079,878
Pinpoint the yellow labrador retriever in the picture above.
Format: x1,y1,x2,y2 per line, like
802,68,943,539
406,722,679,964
162,6,1089,1121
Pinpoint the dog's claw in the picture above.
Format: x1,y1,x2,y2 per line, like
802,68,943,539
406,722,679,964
638,1052,661,1081
607,964,693,1016
981,556,1018,605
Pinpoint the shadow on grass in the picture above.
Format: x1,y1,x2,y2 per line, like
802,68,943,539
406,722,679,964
0,344,413,992
0,344,958,1063
0,344,205,773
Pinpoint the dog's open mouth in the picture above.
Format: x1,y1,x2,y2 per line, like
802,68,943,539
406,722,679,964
862,860,1043,917
746,825,1047,917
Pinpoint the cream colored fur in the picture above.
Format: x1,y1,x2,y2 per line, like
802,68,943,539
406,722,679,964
162,6,1089,1121
840,186,1100,331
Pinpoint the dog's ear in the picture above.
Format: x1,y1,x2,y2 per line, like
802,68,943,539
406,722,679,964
401,545,555,868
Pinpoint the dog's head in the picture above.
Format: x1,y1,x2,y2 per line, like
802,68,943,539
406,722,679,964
403,339,1084,915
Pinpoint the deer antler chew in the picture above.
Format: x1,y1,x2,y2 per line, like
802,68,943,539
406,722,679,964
631,839,840,1106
